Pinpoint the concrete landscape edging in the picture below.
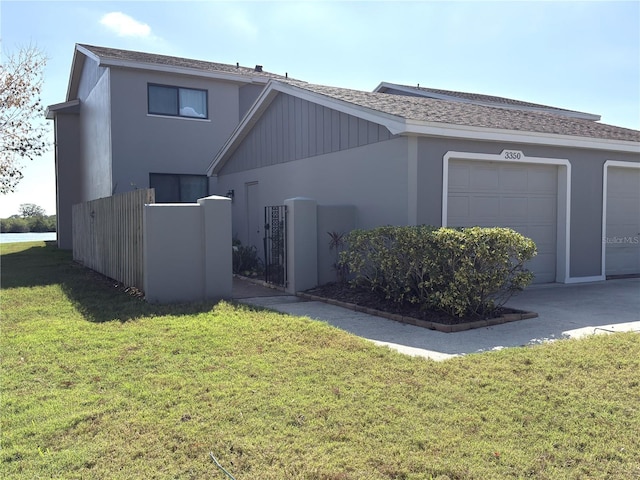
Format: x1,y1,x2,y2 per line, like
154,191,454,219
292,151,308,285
296,292,538,333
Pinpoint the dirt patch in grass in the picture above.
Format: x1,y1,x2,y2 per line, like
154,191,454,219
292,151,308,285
303,282,537,332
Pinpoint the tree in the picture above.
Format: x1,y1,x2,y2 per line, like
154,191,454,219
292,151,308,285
19,203,46,218
0,45,49,194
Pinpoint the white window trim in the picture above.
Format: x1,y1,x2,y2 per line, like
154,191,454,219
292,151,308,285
442,150,574,283
601,160,640,279
147,113,211,123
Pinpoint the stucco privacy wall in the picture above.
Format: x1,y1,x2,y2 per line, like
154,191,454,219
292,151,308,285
283,200,357,292
415,136,640,279
214,137,409,249
317,205,357,285
143,196,232,304
109,69,243,195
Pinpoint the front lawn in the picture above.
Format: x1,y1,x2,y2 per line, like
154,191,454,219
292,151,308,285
1,242,639,479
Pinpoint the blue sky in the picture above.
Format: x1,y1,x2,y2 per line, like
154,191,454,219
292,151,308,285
1,0,638,217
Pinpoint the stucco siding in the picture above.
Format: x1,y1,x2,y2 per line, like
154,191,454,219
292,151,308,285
215,137,409,248
219,93,393,175
54,113,81,249
416,136,640,279
79,67,112,201
77,57,108,101
239,84,263,118
109,68,243,194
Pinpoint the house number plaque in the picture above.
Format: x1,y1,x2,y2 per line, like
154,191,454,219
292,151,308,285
501,150,524,160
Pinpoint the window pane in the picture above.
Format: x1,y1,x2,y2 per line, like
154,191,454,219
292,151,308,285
180,175,208,202
149,85,178,115
179,89,207,118
150,174,180,203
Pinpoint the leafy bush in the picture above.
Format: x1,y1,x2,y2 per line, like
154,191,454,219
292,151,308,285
232,238,263,276
340,226,536,318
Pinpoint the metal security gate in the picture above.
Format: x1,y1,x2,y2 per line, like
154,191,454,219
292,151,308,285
264,205,287,287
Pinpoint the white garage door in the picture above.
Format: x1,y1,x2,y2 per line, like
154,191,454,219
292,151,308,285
606,167,640,276
448,160,557,283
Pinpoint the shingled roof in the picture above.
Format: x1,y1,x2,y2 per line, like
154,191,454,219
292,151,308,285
297,83,640,143
375,82,601,121
77,44,293,81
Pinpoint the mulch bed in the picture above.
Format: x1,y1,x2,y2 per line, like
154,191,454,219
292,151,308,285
301,282,537,333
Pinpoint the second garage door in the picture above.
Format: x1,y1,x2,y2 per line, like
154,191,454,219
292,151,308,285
605,167,640,277
447,160,558,283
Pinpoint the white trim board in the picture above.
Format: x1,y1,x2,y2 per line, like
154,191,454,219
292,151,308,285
442,150,574,283
601,161,640,278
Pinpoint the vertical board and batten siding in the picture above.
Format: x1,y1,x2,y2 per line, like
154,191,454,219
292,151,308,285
219,93,393,174
72,189,155,290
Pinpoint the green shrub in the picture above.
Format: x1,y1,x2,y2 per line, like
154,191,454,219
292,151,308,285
0,217,29,233
232,239,263,276
340,226,536,318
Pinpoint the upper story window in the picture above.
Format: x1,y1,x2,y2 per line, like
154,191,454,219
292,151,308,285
148,84,208,119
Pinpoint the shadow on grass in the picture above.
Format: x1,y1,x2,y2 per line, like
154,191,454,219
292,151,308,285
1,241,219,323
1,241,72,288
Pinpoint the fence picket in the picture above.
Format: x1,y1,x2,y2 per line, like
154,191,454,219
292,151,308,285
72,189,155,291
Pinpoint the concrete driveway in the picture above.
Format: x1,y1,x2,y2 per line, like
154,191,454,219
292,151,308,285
234,277,640,361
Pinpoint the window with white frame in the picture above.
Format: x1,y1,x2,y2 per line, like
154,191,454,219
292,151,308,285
148,84,208,119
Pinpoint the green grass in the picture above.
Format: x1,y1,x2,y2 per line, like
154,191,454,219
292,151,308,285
1,241,639,479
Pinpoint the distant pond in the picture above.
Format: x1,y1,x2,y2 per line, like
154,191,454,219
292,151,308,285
0,232,57,244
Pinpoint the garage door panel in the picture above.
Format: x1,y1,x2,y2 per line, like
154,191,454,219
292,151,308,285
448,160,557,284
527,224,555,251
449,164,471,189
528,197,556,220
606,167,640,276
529,253,555,283
607,198,640,224
528,169,557,193
501,167,529,191
500,197,528,218
609,173,640,196
447,195,470,218
470,166,500,190
471,196,501,218
607,223,639,237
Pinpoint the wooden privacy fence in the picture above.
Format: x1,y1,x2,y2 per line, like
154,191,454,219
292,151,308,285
72,189,155,290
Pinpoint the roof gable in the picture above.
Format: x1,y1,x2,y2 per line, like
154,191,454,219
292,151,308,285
209,80,639,175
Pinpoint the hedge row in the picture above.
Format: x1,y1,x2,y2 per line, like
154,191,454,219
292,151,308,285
340,226,536,318
0,216,56,233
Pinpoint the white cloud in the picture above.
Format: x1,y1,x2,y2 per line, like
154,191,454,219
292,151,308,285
100,12,152,38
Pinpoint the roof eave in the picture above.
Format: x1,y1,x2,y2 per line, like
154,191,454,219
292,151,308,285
45,99,80,119
95,56,272,85
403,120,640,153
65,45,90,101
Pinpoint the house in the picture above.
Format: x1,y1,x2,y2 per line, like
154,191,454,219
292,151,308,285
207,80,640,284
48,44,640,286
46,44,292,249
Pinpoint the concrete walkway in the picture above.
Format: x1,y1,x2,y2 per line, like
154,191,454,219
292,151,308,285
232,277,640,361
